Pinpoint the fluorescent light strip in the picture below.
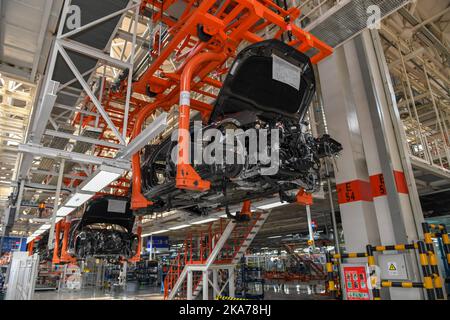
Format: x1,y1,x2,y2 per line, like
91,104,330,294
57,206,74,217
257,201,288,210
81,169,122,192
65,192,94,207
191,218,218,225
142,229,169,237
168,224,191,230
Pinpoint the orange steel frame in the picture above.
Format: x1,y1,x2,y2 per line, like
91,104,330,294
163,212,262,298
35,0,332,262
62,1,332,205
51,220,76,264
127,0,332,210
49,217,139,264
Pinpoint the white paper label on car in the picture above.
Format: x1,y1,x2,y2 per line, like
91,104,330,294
272,54,301,90
108,199,127,213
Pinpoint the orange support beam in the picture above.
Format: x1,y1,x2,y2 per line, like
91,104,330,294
59,220,75,263
176,51,226,191
52,221,61,264
130,98,176,210
27,239,34,256
124,0,333,210
296,188,313,206
239,200,252,220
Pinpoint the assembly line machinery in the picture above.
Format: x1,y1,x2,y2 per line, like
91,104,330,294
18,0,334,252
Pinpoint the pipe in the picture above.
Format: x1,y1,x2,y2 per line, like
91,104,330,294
60,220,71,262
176,51,227,191
130,97,176,209
325,160,340,256
52,221,61,264
27,239,35,256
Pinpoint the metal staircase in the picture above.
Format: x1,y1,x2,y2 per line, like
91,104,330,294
164,210,270,300
284,244,326,280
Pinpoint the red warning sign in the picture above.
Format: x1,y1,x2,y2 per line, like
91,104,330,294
342,265,371,300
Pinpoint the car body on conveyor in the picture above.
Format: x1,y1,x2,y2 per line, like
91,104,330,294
66,196,139,259
140,40,342,217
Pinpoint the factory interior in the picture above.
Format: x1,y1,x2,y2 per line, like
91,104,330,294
0,0,449,306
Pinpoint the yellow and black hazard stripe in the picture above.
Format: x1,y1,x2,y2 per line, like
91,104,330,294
422,223,445,300
417,240,436,300
381,281,424,288
366,245,381,300
435,225,450,278
372,243,417,252
428,223,446,232
216,295,250,300
333,252,367,260
325,253,337,299
426,223,450,272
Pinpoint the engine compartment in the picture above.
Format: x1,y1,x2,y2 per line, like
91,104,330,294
138,40,342,216
67,196,139,259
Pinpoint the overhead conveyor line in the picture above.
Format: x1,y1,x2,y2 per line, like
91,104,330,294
18,0,132,183
129,0,333,210
132,0,332,96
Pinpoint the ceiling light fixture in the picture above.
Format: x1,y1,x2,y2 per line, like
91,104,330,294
257,201,288,210
168,224,191,230
191,217,218,225
65,192,94,207
142,229,169,237
80,165,124,192
56,206,75,217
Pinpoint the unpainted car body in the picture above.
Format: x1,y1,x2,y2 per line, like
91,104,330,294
67,196,139,259
140,40,342,217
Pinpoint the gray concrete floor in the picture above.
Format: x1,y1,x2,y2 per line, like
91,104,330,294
263,282,331,300
32,281,330,300
33,284,164,300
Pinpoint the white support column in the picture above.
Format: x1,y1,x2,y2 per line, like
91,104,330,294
319,29,427,299
306,205,315,247
318,46,381,253
228,267,235,298
357,31,426,299
187,270,193,300
213,269,219,298
355,30,424,243
48,159,65,249
122,3,139,141
341,36,397,246
13,180,25,222
202,271,208,300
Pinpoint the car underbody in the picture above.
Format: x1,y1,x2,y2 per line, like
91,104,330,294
139,40,342,217
67,196,139,259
